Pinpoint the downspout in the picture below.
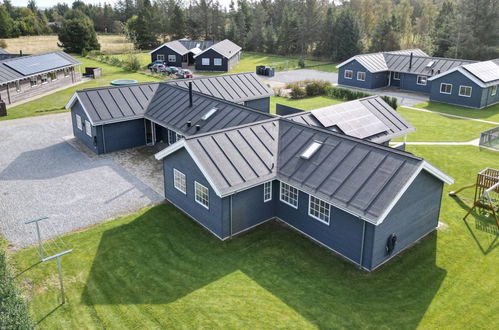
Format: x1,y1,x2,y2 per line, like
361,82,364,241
6,83,11,104
101,125,107,153
229,194,233,239
387,72,391,87
359,219,366,270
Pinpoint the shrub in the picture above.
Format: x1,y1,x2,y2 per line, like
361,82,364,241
0,250,33,329
298,59,305,68
381,95,399,109
304,80,331,97
289,85,306,99
0,40,6,49
123,54,141,72
109,56,122,67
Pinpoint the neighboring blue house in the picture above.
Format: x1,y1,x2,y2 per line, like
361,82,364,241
337,50,499,108
155,118,453,271
150,39,241,72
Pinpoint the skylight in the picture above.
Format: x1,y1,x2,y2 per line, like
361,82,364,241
426,61,435,68
300,141,322,160
201,108,218,120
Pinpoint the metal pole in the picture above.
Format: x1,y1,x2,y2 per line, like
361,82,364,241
35,221,43,260
57,256,65,304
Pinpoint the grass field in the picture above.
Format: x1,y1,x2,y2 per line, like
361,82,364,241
0,35,134,55
415,101,499,122
270,95,343,113
7,144,498,329
393,107,496,142
1,57,163,121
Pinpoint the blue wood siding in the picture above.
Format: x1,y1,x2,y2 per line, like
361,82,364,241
429,70,483,108
481,85,499,108
71,101,99,153
390,72,401,87
399,73,431,94
195,49,229,71
338,60,389,89
245,97,270,113
369,171,444,270
163,148,225,238
151,46,183,67
275,186,365,265
100,119,146,153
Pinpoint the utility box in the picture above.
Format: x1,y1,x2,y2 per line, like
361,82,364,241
85,67,102,79
0,99,7,117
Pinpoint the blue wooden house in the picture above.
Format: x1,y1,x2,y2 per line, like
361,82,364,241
337,50,499,109
155,118,453,271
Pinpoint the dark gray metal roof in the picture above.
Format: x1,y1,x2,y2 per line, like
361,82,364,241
151,39,218,56
285,96,414,144
195,39,242,59
73,83,159,125
0,48,9,54
383,54,475,75
169,73,273,103
0,51,80,85
179,40,217,51
159,118,451,224
386,49,429,57
145,84,274,135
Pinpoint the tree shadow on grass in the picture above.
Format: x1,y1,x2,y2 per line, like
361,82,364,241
81,204,446,328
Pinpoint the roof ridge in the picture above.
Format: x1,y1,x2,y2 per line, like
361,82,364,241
0,50,69,63
384,52,477,63
77,81,160,93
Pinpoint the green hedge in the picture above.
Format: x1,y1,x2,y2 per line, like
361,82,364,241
325,86,399,109
0,250,33,330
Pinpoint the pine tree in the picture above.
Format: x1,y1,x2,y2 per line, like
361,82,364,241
126,0,159,49
170,3,185,40
433,1,456,57
0,5,14,38
58,10,100,54
335,7,361,61
369,15,400,52
316,7,336,59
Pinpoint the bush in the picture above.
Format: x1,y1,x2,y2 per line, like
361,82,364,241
298,59,305,68
123,54,141,72
381,96,399,109
304,80,331,97
0,40,6,49
289,85,306,99
0,251,33,329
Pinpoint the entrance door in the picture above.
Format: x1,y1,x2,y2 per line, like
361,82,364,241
145,119,156,146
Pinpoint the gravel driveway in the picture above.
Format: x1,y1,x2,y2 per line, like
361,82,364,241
0,113,163,248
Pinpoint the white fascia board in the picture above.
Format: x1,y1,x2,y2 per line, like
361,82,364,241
154,140,223,197
376,161,454,225
336,57,357,69
65,92,78,109
65,93,95,126
149,44,167,54
428,67,486,88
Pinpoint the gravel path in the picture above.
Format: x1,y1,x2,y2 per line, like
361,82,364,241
0,113,163,248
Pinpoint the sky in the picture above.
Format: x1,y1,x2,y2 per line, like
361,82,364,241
10,0,234,9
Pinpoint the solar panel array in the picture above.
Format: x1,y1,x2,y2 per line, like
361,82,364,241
463,61,499,83
311,101,387,139
4,53,72,76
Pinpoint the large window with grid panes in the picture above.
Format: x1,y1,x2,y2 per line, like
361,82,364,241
173,169,186,194
280,182,298,208
195,182,209,209
308,195,331,225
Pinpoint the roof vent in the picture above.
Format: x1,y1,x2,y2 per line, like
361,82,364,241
195,125,201,131
187,121,191,127
426,61,435,68
300,141,322,160
201,107,218,120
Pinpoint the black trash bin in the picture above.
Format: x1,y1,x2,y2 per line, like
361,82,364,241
267,67,275,77
256,65,265,75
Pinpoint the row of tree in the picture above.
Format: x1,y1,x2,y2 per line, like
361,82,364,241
1,0,498,61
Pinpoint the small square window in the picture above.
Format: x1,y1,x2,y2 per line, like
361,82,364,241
344,70,353,79
85,120,92,137
309,195,331,225
50,72,57,81
393,72,400,80
214,58,222,66
357,71,366,81
157,54,165,61
15,81,21,93
76,114,82,130
417,75,427,86
30,77,37,87
168,55,176,63
202,58,210,66
264,181,272,202
280,182,298,208
195,182,209,209
459,85,472,97
41,74,48,84
173,169,186,194
491,85,497,96
440,83,452,94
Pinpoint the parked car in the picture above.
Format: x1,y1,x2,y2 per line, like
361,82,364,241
165,66,179,75
176,69,193,79
151,63,168,72
148,60,165,70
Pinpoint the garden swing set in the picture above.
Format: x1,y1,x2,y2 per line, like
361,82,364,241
449,168,499,227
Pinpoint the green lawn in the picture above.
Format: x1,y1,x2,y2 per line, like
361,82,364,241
270,95,343,113
2,57,164,121
7,145,498,328
393,107,496,142
414,101,499,123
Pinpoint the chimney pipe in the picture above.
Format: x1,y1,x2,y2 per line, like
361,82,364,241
19,50,23,57
187,121,191,127
409,52,413,70
189,81,193,107
195,125,200,131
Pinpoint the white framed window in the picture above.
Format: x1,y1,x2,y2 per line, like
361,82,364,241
157,54,165,61
264,181,272,202
202,58,210,66
417,75,427,86
50,72,57,81
459,85,472,97
85,120,92,137
30,77,37,87
15,81,21,93
41,74,48,84
168,54,176,62
393,72,400,80
280,182,298,209
440,83,452,95
308,195,331,225
195,182,209,209
76,114,82,130
357,71,366,81
64,68,69,77
173,169,186,194
491,85,497,96
214,58,222,66
344,70,353,79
